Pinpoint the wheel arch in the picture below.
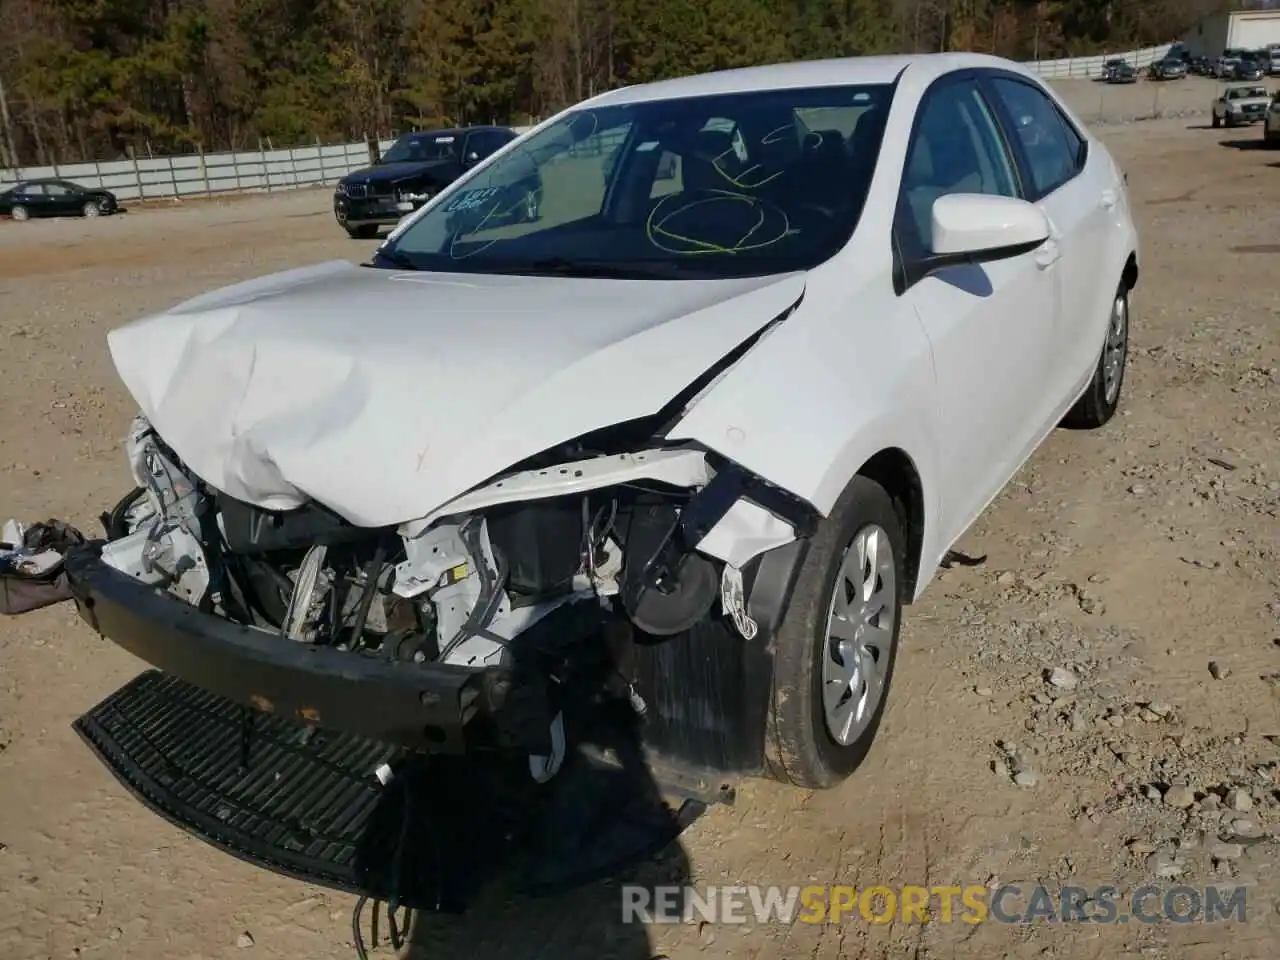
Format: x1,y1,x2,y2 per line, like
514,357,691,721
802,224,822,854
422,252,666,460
1121,252,1139,291
855,447,927,603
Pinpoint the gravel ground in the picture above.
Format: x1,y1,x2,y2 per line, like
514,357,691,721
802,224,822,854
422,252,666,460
0,114,1278,960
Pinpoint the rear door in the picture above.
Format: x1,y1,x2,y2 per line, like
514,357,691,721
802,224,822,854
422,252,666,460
43,181,80,215
895,75,1059,545
981,72,1118,409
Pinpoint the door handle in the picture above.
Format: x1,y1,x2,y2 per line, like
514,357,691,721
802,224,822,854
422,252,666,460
1035,239,1061,269
1100,189,1118,209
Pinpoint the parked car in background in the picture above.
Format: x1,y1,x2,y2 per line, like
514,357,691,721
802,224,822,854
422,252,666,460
1234,57,1265,81
1191,56,1212,76
1149,57,1187,80
1212,84,1272,127
333,126,537,238
1102,58,1127,81
1265,91,1280,146
1214,55,1241,78
1105,61,1138,84
0,179,120,221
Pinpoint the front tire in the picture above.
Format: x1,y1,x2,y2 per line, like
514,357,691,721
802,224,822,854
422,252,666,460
346,224,379,239
1063,282,1130,430
11,204,29,221
766,476,905,789
1212,112,1221,128
82,201,101,217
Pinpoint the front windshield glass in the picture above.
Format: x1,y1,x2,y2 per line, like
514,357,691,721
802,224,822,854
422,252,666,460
380,133,459,164
384,83,894,279
1229,87,1267,99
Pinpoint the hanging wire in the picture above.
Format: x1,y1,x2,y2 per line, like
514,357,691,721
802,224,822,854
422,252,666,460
351,896,409,959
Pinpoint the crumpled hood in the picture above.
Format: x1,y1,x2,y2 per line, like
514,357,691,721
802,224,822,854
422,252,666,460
108,260,805,527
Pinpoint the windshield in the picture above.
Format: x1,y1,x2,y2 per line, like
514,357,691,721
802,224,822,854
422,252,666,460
384,83,894,280
380,133,460,164
1229,87,1267,99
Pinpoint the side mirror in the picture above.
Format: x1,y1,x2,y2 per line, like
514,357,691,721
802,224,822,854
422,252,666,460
902,193,1049,289
464,151,480,165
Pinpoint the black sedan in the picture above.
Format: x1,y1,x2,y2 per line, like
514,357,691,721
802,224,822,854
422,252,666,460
1149,57,1187,80
0,179,120,221
1105,61,1139,84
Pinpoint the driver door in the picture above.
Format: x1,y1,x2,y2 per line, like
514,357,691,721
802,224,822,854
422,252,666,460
894,76,1059,547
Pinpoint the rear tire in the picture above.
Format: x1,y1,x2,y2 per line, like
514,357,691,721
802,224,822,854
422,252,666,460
1062,283,1130,430
11,204,29,221
766,476,905,789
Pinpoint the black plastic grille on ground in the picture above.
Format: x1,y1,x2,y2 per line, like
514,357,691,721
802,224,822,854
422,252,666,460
73,669,407,899
75,669,708,913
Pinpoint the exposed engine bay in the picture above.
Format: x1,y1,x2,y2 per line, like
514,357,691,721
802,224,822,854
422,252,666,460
102,413,814,779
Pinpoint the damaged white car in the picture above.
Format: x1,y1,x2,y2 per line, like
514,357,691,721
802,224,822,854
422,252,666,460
68,53,1138,814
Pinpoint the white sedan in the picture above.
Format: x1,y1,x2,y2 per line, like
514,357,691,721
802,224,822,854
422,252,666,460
74,52,1138,818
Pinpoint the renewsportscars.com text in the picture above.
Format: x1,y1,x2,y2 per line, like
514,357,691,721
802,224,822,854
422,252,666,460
622,883,1248,925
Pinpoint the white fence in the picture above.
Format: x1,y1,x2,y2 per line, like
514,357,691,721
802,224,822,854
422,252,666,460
0,44,1175,202
0,137,399,203
1024,44,1173,79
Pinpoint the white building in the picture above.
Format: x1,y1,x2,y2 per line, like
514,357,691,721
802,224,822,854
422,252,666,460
1183,2,1280,57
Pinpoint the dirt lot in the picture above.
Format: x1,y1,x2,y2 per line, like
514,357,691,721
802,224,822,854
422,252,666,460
1,110,1278,960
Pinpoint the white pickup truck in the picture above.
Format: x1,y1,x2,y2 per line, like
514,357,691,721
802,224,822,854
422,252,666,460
1212,84,1272,127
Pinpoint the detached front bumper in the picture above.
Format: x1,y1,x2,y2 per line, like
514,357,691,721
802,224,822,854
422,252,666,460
63,546,519,753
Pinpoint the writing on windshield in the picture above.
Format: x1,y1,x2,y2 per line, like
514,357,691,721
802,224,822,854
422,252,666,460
386,84,894,280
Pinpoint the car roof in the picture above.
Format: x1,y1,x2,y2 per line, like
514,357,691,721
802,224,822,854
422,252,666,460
404,126,511,138
10,177,89,188
584,53,1036,107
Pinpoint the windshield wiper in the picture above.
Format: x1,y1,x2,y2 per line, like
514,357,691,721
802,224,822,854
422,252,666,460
372,247,419,271
521,257,697,279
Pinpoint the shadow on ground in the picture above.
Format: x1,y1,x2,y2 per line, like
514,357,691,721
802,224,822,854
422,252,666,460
349,749,698,960
1218,136,1272,150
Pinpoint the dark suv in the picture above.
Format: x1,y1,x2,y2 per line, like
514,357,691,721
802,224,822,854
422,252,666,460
333,126,532,238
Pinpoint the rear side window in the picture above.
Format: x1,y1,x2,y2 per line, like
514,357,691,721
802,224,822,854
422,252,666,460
985,77,1085,199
